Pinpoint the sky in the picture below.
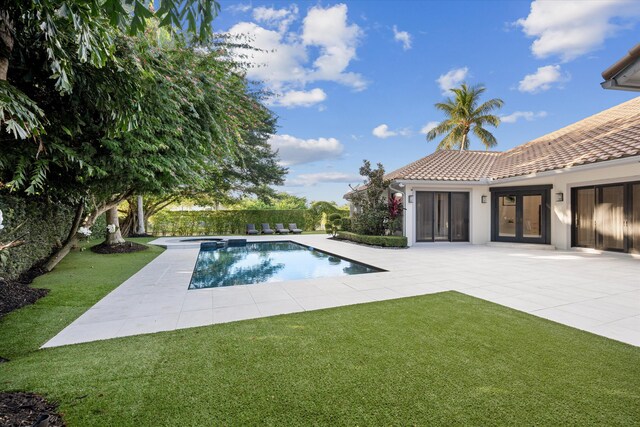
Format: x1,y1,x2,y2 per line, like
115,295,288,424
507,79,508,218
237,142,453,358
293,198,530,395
212,0,640,204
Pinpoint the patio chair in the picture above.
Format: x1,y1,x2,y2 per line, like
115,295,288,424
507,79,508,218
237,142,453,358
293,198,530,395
274,223,288,234
261,223,274,234
288,223,302,234
246,224,259,235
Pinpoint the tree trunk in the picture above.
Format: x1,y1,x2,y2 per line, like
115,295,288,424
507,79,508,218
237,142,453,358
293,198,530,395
0,10,15,81
105,206,126,245
44,201,84,272
460,133,467,151
136,195,146,235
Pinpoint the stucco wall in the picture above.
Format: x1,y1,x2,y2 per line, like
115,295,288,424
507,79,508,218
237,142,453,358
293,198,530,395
402,158,640,249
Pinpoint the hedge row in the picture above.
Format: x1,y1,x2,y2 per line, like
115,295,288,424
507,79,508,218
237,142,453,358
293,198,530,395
336,231,407,248
150,210,315,236
0,194,75,280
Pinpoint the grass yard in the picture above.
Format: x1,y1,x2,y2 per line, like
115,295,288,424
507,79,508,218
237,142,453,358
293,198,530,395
1,240,639,426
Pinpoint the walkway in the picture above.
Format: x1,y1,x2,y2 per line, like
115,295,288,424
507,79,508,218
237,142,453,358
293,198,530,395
43,235,640,348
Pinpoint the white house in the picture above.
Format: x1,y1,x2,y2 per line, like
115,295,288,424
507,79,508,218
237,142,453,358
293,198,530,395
349,97,640,254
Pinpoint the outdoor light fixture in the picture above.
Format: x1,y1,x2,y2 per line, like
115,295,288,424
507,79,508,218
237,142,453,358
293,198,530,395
555,192,564,202
408,195,413,203
481,195,488,204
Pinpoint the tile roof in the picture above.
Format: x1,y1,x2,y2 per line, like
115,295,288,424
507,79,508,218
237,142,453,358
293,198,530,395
386,96,640,182
385,150,500,181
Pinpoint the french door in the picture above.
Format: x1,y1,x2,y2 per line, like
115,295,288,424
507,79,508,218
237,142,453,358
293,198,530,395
491,186,551,244
416,191,469,242
572,181,640,253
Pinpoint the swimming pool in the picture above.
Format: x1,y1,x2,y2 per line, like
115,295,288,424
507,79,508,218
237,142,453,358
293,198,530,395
189,241,383,289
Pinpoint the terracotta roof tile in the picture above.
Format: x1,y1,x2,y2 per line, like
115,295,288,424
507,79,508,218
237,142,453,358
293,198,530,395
386,97,640,182
385,150,500,181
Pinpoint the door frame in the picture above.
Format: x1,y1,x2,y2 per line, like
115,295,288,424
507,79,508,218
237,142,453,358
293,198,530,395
571,180,640,253
415,191,469,242
490,185,552,244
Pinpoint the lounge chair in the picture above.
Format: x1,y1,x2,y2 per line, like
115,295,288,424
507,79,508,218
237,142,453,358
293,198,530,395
288,223,302,234
246,224,259,235
275,223,288,234
261,223,274,234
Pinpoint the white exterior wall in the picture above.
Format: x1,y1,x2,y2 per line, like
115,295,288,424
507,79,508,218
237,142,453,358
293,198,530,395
403,183,490,247
401,158,640,249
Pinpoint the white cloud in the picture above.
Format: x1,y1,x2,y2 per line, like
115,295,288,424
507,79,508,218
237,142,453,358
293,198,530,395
252,5,298,33
501,111,548,123
269,88,327,108
419,121,439,135
372,124,411,139
436,67,469,94
269,134,344,166
287,171,360,187
226,3,252,14
393,25,412,50
518,65,570,93
516,0,640,62
228,22,307,91
302,4,366,91
228,3,366,104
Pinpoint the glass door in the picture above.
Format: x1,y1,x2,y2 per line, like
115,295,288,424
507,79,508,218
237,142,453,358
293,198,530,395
434,192,449,241
416,192,433,242
572,182,639,253
632,184,640,254
574,188,596,247
492,187,550,244
450,193,470,241
599,185,625,251
415,191,469,242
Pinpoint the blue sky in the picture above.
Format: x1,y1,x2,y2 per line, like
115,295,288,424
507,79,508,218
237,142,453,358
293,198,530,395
213,0,640,204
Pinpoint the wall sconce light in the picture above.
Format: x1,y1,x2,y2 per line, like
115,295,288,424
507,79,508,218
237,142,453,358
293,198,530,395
408,195,413,204
481,195,488,204
555,192,564,202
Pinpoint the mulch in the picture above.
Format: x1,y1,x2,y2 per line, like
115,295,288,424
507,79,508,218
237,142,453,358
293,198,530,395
90,241,148,254
0,392,65,426
0,264,49,319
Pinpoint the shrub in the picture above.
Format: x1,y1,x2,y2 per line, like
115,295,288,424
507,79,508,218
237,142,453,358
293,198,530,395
149,210,311,236
325,213,344,237
0,194,75,280
336,231,407,248
340,217,352,232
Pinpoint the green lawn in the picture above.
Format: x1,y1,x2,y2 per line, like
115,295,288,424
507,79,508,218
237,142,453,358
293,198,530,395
1,240,639,426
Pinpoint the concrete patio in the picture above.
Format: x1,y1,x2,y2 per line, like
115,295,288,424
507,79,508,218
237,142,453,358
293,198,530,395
43,235,640,348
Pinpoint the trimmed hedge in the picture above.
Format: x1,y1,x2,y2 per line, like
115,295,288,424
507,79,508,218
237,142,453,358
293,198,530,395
150,210,314,236
336,231,407,248
0,194,75,280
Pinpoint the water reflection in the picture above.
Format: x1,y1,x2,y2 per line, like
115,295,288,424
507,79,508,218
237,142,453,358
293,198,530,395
189,242,380,289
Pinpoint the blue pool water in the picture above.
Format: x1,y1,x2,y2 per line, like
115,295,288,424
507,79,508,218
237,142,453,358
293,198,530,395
188,241,382,289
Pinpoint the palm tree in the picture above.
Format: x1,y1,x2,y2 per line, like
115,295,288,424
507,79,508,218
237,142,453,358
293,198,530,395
426,83,504,151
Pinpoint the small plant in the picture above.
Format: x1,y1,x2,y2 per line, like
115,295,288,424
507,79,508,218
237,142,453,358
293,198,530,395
326,213,344,237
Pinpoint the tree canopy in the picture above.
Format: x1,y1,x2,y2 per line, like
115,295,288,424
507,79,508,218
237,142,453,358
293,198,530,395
0,0,220,139
426,83,504,151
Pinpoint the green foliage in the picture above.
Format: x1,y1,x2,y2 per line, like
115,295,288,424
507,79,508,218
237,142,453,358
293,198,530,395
349,160,394,236
0,81,46,139
2,0,220,139
340,217,352,232
325,213,345,237
232,192,307,211
336,231,407,248
307,201,347,231
0,193,75,280
426,83,504,151
150,210,313,236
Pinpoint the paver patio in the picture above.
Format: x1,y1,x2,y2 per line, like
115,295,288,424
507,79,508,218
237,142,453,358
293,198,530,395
43,235,640,348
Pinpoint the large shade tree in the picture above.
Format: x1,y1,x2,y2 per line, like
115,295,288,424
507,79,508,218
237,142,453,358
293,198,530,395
0,0,219,140
426,83,504,151
1,12,285,270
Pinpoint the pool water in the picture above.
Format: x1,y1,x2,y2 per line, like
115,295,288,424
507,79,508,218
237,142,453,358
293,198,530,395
189,241,382,289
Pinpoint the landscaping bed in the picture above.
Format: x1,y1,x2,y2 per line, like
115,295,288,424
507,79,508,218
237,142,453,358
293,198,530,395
0,264,49,318
335,231,407,247
0,392,64,427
